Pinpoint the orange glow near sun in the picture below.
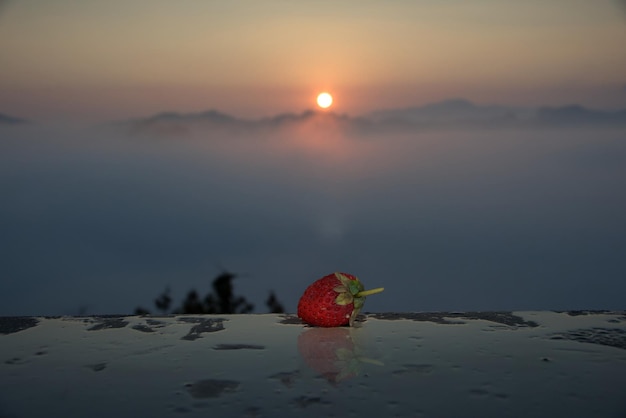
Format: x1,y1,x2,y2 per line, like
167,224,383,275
316,92,333,109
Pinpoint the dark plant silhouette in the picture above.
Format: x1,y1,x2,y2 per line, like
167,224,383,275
135,270,284,315
266,291,285,313
154,287,172,313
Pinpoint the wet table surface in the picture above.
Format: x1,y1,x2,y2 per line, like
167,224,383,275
1,311,626,418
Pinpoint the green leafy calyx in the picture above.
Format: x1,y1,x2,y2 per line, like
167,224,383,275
332,272,384,326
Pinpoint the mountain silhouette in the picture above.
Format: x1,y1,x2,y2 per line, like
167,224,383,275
123,100,626,137
126,109,370,137
535,105,626,126
0,113,27,125
369,99,526,126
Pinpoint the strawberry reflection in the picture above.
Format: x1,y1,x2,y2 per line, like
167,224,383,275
297,327,382,384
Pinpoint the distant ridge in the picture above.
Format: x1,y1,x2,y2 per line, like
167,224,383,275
126,109,369,136
135,108,357,126
123,100,626,136
126,109,247,136
0,113,28,125
370,100,626,128
535,105,626,126
369,99,526,125
145,109,240,124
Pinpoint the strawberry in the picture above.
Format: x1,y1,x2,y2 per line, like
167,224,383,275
297,272,384,327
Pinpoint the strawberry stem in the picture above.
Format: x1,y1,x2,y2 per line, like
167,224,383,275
355,287,384,297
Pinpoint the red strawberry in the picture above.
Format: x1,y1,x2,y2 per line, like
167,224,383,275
297,272,384,327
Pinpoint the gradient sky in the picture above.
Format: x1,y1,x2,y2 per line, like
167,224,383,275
1,0,625,122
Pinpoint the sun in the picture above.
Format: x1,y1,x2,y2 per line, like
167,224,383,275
316,92,333,109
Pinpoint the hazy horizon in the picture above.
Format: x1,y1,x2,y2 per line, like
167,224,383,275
3,97,626,129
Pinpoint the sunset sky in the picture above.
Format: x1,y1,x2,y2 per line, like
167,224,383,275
1,0,625,122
